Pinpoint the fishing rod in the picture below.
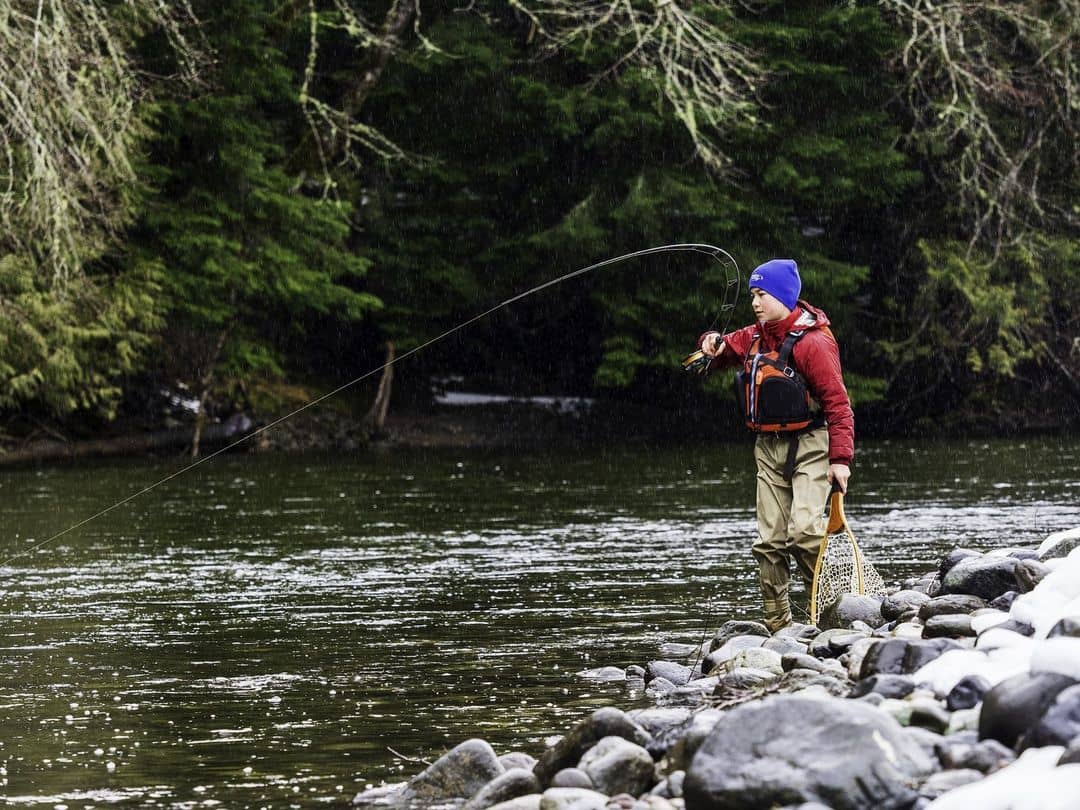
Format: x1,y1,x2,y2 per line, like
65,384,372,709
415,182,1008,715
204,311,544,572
1,243,741,567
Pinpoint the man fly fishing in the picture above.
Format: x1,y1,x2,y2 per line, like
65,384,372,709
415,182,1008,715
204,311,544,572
694,259,855,633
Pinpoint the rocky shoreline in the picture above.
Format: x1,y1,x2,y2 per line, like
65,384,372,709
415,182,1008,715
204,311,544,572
354,525,1080,810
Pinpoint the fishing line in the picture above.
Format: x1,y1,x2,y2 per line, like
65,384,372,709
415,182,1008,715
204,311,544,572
2,243,740,566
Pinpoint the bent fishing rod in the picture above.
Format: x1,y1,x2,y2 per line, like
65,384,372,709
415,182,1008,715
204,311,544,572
1,243,740,566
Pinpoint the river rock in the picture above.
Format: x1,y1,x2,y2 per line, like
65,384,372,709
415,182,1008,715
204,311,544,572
683,694,935,810
762,635,807,656
539,788,609,810
937,737,1015,773
988,591,1019,611
534,708,651,787
578,736,655,797
881,590,931,622
940,555,1021,602
918,769,983,799
627,708,692,742
657,710,722,774
849,674,916,700
1058,737,1080,765
922,613,975,638
1038,527,1080,561
710,620,771,650
774,622,820,643
464,769,542,810
626,665,646,679
939,548,982,580
808,628,857,659
1020,683,1080,750
990,618,1034,637
918,594,988,621
501,753,539,772
977,671,1079,748
580,667,626,682
1015,558,1052,593
646,678,678,698
858,638,962,678
1048,616,1080,638
725,647,783,675
715,667,778,699
702,635,766,674
401,738,505,803
820,595,884,631
945,674,991,711
486,797,542,810
908,698,951,733
551,769,593,789
646,661,693,686
782,652,837,675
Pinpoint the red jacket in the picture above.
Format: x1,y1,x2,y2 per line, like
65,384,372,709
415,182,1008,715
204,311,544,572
700,301,855,465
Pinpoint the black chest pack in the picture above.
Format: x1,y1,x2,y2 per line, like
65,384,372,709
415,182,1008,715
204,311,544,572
735,330,824,433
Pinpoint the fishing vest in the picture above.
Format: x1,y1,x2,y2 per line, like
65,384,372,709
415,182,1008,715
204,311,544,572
735,330,825,433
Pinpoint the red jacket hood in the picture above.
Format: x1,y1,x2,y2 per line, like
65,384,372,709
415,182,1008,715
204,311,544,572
758,300,832,345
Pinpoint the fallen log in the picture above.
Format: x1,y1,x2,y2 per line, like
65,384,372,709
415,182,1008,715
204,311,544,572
0,414,254,467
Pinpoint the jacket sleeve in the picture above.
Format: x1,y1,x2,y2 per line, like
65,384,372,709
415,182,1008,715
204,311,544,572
698,324,755,371
795,330,855,465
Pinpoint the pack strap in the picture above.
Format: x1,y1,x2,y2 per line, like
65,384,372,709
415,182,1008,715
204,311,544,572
781,416,828,482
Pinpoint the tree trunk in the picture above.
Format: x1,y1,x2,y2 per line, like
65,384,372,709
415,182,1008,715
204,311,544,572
191,326,232,459
363,341,395,436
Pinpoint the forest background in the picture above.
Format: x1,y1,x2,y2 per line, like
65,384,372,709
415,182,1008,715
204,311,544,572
0,0,1076,451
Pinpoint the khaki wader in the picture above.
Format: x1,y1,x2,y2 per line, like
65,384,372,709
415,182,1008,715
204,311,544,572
752,426,831,632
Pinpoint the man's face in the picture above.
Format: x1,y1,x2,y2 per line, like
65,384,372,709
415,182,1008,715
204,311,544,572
750,288,791,322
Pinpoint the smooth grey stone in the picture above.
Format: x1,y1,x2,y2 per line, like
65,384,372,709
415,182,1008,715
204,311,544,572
402,738,504,803
533,707,651,787
808,628,859,659
938,737,1015,773
946,674,991,712
1015,558,1051,593
662,680,719,708
938,548,982,580
683,694,935,810
666,771,684,798
919,769,983,799
464,769,542,810
709,620,770,651
903,574,939,596
782,652,835,674
578,736,654,797
827,631,869,656
626,708,692,741
1039,527,1080,561
725,647,783,675
716,666,777,692
776,668,851,697
922,613,975,639
989,591,1019,610
858,638,963,678
1048,616,1080,639
580,667,626,682
918,594,988,621
702,635,766,675
646,661,692,686
551,768,594,789
763,635,807,656
645,677,678,698
990,619,1034,637
940,556,1021,602
500,753,538,772
850,674,916,700
626,665,646,678
820,594,884,631
539,788,609,810
882,590,932,622
485,796,542,810
978,672,1079,749
908,699,951,734
774,622,820,642
1021,683,1080,750
659,642,699,658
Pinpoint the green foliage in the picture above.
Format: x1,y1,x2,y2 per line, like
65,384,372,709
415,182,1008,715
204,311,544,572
0,254,163,417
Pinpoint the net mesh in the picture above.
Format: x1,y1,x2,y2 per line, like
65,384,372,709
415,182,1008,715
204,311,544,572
810,493,887,625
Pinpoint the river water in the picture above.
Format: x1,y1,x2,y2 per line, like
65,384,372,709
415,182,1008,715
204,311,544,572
1,437,1077,807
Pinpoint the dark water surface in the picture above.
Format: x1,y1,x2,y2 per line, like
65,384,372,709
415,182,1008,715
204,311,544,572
1,437,1078,807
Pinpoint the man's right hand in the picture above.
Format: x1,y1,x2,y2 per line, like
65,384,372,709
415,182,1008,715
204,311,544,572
700,332,725,357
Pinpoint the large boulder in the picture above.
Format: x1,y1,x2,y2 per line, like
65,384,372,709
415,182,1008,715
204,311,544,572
940,556,1021,602
978,672,1078,748
683,694,935,810
710,620,771,650
819,595,884,631
400,738,505,804
1038,527,1080,561
463,769,542,810
1021,683,1080,750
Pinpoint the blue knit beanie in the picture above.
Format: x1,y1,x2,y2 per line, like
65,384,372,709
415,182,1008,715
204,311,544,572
748,259,801,311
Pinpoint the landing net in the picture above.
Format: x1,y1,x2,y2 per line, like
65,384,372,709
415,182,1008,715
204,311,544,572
809,491,886,625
